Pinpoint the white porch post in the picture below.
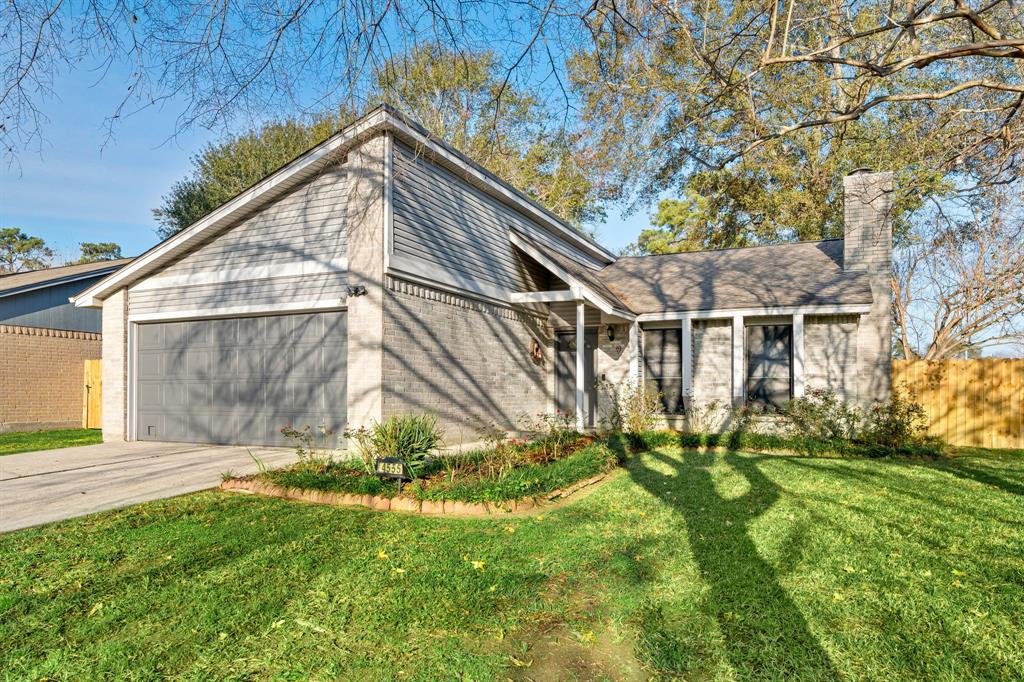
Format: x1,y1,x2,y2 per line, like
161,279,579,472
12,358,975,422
681,316,692,409
732,315,745,406
629,320,640,383
792,313,805,397
576,300,586,431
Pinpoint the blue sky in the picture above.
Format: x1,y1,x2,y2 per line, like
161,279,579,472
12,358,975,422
1,63,653,263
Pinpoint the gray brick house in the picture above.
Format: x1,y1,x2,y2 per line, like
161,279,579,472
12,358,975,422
74,106,892,446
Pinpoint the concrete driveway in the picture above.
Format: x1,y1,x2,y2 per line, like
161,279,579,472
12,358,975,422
0,441,298,533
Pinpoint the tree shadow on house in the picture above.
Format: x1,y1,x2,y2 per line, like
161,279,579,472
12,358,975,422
628,444,840,680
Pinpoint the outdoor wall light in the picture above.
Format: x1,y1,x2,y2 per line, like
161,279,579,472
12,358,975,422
346,284,367,297
606,324,616,342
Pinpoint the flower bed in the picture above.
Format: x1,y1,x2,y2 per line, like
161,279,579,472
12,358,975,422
222,435,623,514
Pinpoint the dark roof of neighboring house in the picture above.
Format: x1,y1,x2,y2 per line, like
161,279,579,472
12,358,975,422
0,259,133,299
599,240,873,314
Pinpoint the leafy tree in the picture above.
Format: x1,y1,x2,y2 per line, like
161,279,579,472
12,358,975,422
154,46,601,238
153,112,353,238
74,242,123,263
0,228,53,273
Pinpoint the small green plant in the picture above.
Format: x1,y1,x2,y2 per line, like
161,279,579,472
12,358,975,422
370,414,444,467
474,422,522,480
783,388,863,441
247,449,269,475
220,469,237,482
279,423,337,472
518,410,579,459
342,425,376,474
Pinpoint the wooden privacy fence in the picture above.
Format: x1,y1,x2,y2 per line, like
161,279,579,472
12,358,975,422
893,359,1024,449
83,359,102,429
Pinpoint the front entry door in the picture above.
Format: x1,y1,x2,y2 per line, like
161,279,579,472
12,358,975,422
555,330,597,427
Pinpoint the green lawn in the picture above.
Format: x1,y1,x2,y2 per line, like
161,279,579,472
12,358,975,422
2,442,1023,680
0,428,101,456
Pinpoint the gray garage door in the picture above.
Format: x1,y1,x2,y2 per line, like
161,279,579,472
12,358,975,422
136,311,346,446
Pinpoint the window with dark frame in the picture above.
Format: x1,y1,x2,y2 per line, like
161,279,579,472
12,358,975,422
745,324,793,410
642,328,683,413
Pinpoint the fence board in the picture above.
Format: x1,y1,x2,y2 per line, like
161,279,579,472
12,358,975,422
893,359,1024,449
83,359,102,429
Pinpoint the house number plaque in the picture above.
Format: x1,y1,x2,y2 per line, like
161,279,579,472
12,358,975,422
374,457,412,482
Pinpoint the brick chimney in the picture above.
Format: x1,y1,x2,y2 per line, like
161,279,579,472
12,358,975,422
842,169,893,403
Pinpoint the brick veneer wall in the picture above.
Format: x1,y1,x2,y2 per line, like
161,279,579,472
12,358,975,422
843,170,894,404
0,325,101,432
804,314,859,402
382,276,553,443
100,289,127,441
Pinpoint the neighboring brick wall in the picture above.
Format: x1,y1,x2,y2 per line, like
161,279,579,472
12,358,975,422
0,325,101,432
843,170,894,404
805,314,859,402
101,289,127,441
382,276,553,443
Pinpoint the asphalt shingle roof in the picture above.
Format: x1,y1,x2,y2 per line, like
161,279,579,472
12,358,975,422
598,240,873,314
0,259,132,297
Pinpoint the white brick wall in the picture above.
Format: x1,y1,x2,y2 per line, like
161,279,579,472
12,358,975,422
345,136,386,429
101,289,127,441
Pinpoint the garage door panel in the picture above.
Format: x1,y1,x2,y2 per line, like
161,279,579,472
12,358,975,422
264,381,291,406
205,413,238,443
237,317,265,346
235,380,265,408
162,322,190,346
292,346,324,378
324,380,347,408
163,350,188,378
210,318,238,346
138,323,163,347
185,320,213,346
137,351,164,378
211,381,237,407
265,348,295,377
185,349,214,378
291,381,323,408
322,310,346,336
237,348,263,376
163,383,187,408
185,382,211,408
265,316,293,344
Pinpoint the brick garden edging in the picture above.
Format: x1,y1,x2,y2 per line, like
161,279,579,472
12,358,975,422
219,472,610,516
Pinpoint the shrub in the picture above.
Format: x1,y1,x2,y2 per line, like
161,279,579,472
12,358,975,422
598,379,663,436
683,399,726,435
783,388,863,441
861,390,932,454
